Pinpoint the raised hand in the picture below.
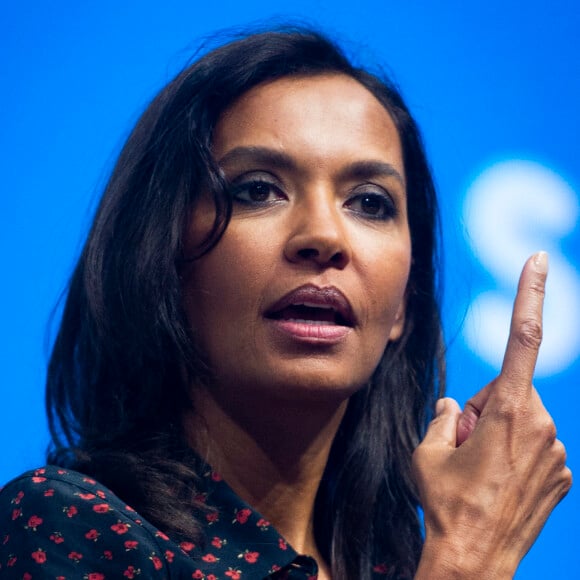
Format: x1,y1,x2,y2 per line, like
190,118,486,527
413,253,572,579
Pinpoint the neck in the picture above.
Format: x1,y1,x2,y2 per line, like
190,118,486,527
184,386,348,562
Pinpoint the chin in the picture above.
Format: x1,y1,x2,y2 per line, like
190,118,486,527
226,367,371,407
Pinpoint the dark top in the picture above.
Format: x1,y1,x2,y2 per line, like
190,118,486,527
0,464,395,579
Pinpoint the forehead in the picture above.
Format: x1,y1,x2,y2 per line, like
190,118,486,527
212,74,403,172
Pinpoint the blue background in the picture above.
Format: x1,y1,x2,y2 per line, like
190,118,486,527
2,1,578,576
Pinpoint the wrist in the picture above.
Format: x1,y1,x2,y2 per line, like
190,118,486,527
415,533,515,580
415,539,468,580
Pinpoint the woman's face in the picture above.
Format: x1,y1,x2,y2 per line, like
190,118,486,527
182,74,411,407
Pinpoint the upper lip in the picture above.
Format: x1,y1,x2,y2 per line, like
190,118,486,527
264,284,356,327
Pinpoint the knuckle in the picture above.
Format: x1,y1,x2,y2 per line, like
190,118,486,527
564,466,573,488
490,398,519,422
538,418,557,444
528,277,547,298
515,318,543,350
552,439,568,464
559,466,573,497
463,399,482,418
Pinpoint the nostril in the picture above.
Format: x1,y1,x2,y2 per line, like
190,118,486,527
295,247,347,267
297,248,319,260
285,232,350,268
330,251,345,264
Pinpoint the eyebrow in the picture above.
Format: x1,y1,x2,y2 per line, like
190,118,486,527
217,146,297,172
216,146,406,189
341,160,406,189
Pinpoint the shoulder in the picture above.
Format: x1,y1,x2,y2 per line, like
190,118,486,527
2,465,135,510
0,465,146,531
0,466,180,577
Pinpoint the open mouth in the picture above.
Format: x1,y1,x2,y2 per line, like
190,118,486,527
267,303,351,326
265,285,356,328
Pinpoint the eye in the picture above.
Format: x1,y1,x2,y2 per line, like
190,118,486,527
345,190,397,220
229,176,285,205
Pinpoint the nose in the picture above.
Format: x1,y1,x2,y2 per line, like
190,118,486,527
283,193,351,269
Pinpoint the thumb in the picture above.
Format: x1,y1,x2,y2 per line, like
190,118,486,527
422,397,462,448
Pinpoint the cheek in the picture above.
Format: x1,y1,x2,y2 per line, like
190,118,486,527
207,229,275,304
182,226,272,332
364,238,411,335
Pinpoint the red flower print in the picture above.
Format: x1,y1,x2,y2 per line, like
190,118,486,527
96,490,106,499
66,505,78,518
155,530,169,541
7,555,17,566
192,571,204,579
225,568,242,580
234,508,251,524
111,521,130,534
211,471,222,481
151,555,163,570
11,508,22,520
211,536,225,549
85,529,100,541
125,504,135,512
270,564,281,572
256,518,270,529
165,549,175,562
242,550,259,564
103,550,113,560
57,469,66,474
23,574,32,580
26,515,43,530
207,575,217,580
123,565,140,578
180,541,195,552
2,534,9,544
278,538,287,550
50,533,65,544
206,511,219,523
202,553,218,563
31,476,47,483
373,563,390,574
93,503,110,513
78,492,96,500
44,488,55,497
124,540,139,550
31,548,47,564
87,574,105,580
83,477,97,485
13,491,24,504
68,551,83,562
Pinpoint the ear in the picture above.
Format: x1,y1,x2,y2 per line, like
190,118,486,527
388,296,406,342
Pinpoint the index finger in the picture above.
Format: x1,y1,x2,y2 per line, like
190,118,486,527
499,251,548,392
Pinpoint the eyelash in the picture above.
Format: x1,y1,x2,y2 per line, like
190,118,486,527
229,177,397,221
229,178,285,206
344,190,397,221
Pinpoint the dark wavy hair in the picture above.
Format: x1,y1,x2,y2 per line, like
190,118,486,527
46,27,444,580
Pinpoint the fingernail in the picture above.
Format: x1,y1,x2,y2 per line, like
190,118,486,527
534,251,549,274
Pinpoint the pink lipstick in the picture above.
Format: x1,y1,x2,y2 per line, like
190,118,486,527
265,284,355,342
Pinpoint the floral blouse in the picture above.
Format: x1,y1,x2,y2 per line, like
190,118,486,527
0,464,396,579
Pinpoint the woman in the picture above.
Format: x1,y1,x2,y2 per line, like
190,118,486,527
0,28,570,579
